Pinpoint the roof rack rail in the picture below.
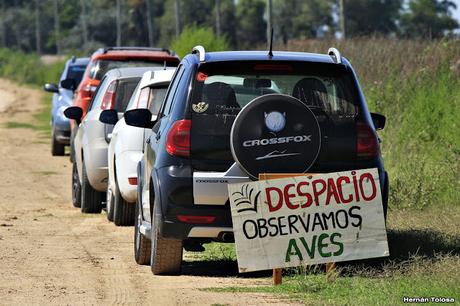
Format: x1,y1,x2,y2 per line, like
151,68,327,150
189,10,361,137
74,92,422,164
71,55,76,63
192,45,206,62
327,47,342,64
102,46,172,55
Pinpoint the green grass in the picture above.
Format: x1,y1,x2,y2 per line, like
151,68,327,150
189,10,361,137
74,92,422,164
3,122,35,129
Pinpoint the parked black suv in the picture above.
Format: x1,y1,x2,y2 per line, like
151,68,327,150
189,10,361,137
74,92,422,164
125,46,389,275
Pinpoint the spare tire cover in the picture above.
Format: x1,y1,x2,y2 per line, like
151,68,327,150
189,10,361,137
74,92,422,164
230,94,321,179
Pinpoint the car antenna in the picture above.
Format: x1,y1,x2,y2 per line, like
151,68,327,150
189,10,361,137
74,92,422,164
268,27,274,58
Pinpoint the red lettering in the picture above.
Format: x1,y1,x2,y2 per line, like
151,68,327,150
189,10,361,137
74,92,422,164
325,178,340,205
312,179,327,206
297,181,313,208
337,176,353,203
265,187,283,212
283,184,298,209
359,173,377,201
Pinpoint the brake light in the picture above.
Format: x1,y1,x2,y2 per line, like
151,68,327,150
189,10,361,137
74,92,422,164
128,177,137,185
166,120,191,157
177,215,216,224
101,81,117,109
356,122,379,159
81,83,98,99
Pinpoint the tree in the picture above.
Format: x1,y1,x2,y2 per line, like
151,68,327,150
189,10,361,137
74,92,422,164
400,0,458,38
274,0,335,43
343,0,402,37
236,0,266,49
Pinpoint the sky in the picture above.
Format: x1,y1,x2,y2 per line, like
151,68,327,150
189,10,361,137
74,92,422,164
453,0,460,23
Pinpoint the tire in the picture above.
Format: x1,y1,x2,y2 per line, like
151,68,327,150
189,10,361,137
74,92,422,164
69,126,77,163
80,160,103,214
106,188,114,222
51,131,65,156
71,162,81,208
150,198,183,275
113,175,135,226
134,199,151,265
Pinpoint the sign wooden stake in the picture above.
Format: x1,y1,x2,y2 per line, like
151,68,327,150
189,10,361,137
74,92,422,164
258,173,337,285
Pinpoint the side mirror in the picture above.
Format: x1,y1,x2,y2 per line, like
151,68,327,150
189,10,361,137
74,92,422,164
64,106,83,124
43,83,59,93
60,78,76,91
124,109,155,128
371,113,386,130
99,109,118,125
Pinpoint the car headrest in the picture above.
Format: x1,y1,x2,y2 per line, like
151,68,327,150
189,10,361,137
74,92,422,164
292,78,328,109
202,82,239,110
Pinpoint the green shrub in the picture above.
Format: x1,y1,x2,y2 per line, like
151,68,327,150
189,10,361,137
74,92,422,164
170,25,229,58
0,48,65,86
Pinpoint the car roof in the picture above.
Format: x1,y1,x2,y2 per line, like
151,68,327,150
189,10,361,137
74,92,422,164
184,50,348,66
140,68,176,89
91,47,179,62
67,57,90,66
103,66,166,80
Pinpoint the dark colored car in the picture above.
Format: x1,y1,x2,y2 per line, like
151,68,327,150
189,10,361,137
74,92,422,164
125,46,389,275
43,56,89,155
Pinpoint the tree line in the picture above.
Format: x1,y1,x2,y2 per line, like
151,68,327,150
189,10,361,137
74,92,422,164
0,0,457,54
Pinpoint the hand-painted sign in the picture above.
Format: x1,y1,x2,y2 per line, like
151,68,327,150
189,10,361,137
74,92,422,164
228,168,389,273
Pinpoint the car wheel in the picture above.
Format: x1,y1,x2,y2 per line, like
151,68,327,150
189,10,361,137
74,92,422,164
150,197,183,275
134,199,151,265
106,188,114,222
113,178,135,226
80,160,103,214
71,162,81,208
51,131,65,156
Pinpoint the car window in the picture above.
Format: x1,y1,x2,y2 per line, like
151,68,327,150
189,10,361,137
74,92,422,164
89,59,167,80
113,78,140,111
148,86,168,116
66,65,87,86
159,65,184,117
125,82,141,111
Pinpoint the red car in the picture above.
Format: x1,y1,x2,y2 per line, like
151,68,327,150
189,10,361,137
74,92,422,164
70,47,179,123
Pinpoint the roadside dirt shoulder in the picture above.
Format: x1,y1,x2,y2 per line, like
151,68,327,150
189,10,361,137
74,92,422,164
0,79,297,305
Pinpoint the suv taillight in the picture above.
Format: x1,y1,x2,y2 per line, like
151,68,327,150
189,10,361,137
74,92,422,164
356,122,379,159
101,81,117,109
166,120,191,157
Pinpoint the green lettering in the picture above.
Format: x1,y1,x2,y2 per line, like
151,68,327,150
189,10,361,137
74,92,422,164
285,238,303,262
330,232,344,256
318,233,332,258
299,236,317,259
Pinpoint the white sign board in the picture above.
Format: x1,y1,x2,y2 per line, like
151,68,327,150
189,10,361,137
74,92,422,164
228,168,389,273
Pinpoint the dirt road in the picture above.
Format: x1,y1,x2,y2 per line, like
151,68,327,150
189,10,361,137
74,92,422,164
0,80,294,305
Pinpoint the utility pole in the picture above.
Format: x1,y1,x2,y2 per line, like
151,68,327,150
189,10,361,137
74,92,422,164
116,0,121,46
53,0,61,54
35,0,41,54
266,0,273,48
215,0,221,37
0,2,6,48
145,0,154,46
340,0,345,39
174,0,181,37
80,0,88,48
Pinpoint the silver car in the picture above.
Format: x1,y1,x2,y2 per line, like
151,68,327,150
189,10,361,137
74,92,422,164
65,67,159,213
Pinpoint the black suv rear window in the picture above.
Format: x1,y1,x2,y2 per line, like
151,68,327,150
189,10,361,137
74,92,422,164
189,61,361,167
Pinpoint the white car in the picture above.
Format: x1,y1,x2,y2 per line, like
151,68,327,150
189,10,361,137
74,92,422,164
65,67,156,213
99,69,175,225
